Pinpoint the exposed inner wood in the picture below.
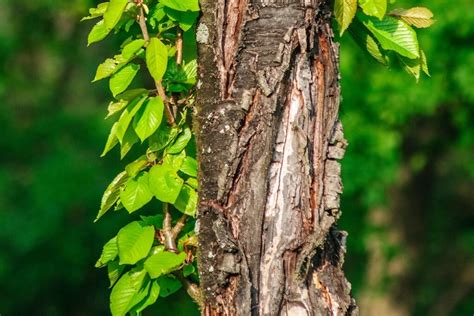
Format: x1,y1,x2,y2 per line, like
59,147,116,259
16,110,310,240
196,0,358,315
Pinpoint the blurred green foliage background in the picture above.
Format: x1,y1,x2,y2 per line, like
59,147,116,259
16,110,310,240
0,0,472,315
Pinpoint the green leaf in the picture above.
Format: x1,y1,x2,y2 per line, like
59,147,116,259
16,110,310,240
116,96,147,142
101,122,119,157
117,222,155,265
149,164,184,203
420,49,430,76
133,97,164,142
131,280,160,313
149,4,166,28
174,184,197,216
149,124,180,152
334,0,357,35
359,14,420,59
96,171,129,222
183,264,195,277
125,155,149,178
140,215,164,228
179,156,197,177
107,260,125,288
103,0,128,30
88,20,111,46
164,7,199,31
110,268,147,316
160,0,200,12
126,278,151,313
106,100,128,119
120,126,139,159
122,39,146,59
349,18,389,65
94,58,118,82
186,178,198,190
146,38,168,82
163,151,186,172
182,27,197,63
120,172,153,213
82,2,109,21
166,127,192,154
95,237,118,267
398,54,421,81
389,7,435,29
116,88,148,101
157,276,182,297
144,251,187,279
358,0,387,20
110,63,140,97
183,59,197,84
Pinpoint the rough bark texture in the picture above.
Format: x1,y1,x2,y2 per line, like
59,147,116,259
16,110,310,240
195,0,358,315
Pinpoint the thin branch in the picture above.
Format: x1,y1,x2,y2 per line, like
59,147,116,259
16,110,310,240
171,214,188,239
156,81,176,125
163,204,177,252
137,6,150,42
175,273,202,306
176,29,183,66
137,4,176,125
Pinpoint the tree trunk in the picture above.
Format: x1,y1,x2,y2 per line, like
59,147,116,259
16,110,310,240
195,0,358,314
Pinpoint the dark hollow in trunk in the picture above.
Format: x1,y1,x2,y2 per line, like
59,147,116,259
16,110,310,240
195,0,358,314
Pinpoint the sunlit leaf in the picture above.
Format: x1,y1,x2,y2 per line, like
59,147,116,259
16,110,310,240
146,38,168,82
88,20,111,46
104,0,128,30
389,7,435,28
117,222,155,265
144,251,187,279
116,96,147,143
358,0,387,20
359,14,420,59
133,97,164,142
95,237,118,267
157,276,182,297
122,39,146,59
101,122,119,157
96,171,129,221
174,184,197,216
160,0,200,12
149,164,184,203
110,268,147,316
107,260,125,288
166,127,192,154
110,63,140,97
120,172,153,213
334,0,357,35
179,156,197,177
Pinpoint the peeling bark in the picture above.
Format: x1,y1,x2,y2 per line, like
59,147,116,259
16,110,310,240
195,0,357,314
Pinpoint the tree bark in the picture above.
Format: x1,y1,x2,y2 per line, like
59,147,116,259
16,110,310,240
195,0,358,315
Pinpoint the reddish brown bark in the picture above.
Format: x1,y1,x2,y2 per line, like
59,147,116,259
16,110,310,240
195,0,358,314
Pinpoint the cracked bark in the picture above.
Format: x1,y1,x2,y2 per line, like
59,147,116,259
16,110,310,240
195,0,358,315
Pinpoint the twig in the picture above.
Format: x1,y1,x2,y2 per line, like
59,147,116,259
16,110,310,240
171,214,188,239
137,6,150,42
137,4,176,125
163,204,177,252
175,273,202,305
176,29,183,66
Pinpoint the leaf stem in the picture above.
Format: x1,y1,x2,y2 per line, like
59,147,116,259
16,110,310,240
163,204,177,252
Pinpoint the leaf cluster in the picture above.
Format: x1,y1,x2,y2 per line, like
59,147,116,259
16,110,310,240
84,0,200,315
334,0,435,81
